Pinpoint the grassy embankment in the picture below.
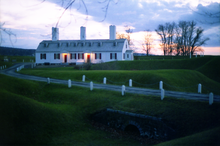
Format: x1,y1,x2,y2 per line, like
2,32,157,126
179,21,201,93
1,73,220,145
20,56,220,95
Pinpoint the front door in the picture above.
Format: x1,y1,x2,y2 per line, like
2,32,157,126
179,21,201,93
64,55,67,63
87,55,90,63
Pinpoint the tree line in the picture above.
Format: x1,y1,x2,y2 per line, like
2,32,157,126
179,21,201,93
155,20,209,56
117,20,210,56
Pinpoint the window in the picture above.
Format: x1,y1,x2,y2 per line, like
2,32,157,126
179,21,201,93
95,53,102,59
127,54,129,58
123,53,125,59
110,53,117,59
71,53,77,59
78,53,84,59
54,53,60,59
98,42,102,46
40,53,46,59
44,43,49,47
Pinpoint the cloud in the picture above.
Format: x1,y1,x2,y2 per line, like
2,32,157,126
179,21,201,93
0,0,219,55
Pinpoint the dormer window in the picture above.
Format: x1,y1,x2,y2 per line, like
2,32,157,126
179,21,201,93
58,43,62,47
44,43,49,47
98,42,102,46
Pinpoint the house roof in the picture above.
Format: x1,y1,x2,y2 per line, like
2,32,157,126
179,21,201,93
36,39,128,53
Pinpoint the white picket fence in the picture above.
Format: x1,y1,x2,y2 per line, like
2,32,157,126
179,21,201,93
46,75,216,105
0,65,7,70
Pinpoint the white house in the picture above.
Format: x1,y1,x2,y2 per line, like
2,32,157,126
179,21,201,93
35,25,133,65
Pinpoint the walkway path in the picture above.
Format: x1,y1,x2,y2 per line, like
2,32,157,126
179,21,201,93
1,63,220,102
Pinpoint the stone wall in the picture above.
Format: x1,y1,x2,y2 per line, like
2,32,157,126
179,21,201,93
91,108,176,140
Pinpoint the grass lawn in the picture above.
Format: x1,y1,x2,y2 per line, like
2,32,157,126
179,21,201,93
0,74,220,145
20,69,220,95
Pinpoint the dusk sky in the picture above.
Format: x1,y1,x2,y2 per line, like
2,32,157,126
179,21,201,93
0,0,219,55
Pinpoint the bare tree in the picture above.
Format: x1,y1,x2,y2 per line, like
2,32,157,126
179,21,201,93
141,30,154,56
116,32,126,39
1,0,117,47
116,25,135,49
155,23,170,56
176,20,209,56
0,22,16,47
124,25,133,46
157,20,209,56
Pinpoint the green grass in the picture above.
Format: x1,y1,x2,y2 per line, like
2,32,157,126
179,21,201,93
92,56,220,83
1,74,220,145
20,69,220,95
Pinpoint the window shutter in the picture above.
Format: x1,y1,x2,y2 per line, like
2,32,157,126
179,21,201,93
110,53,112,59
82,53,84,59
70,53,72,59
54,54,56,59
74,53,76,59
78,53,80,59
115,53,117,59
95,53,97,59
58,54,60,59
100,53,101,59
40,54,42,59
45,54,46,59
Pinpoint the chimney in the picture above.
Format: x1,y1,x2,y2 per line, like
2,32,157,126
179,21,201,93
109,25,116,40
52,27,59,41
80,26,86,40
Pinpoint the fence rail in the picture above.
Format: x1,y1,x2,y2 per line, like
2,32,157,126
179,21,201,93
1,63,219,105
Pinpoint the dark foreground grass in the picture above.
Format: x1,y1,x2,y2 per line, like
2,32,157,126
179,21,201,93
20,69,220,95
155,127,220,146
0,74,220,145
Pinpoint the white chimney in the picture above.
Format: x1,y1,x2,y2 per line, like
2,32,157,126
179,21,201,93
80,26,86,40
109,25,116,40
52,27,59,41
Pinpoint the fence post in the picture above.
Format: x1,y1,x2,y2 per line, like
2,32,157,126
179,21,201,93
196,53,197,58
209,92,213,105
159,81,163,89
68,79,71,88
129,79,132,87
198,84,202,93
82,75,85,82
47,78,50,84
190,53,191,59
0,66,2,70
17,68,19,72
90,81,93,91
122,85,125,96
23,59,24,62
2,66,4,69
5,65,6,68
161,89,165,100
103,77,107,84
